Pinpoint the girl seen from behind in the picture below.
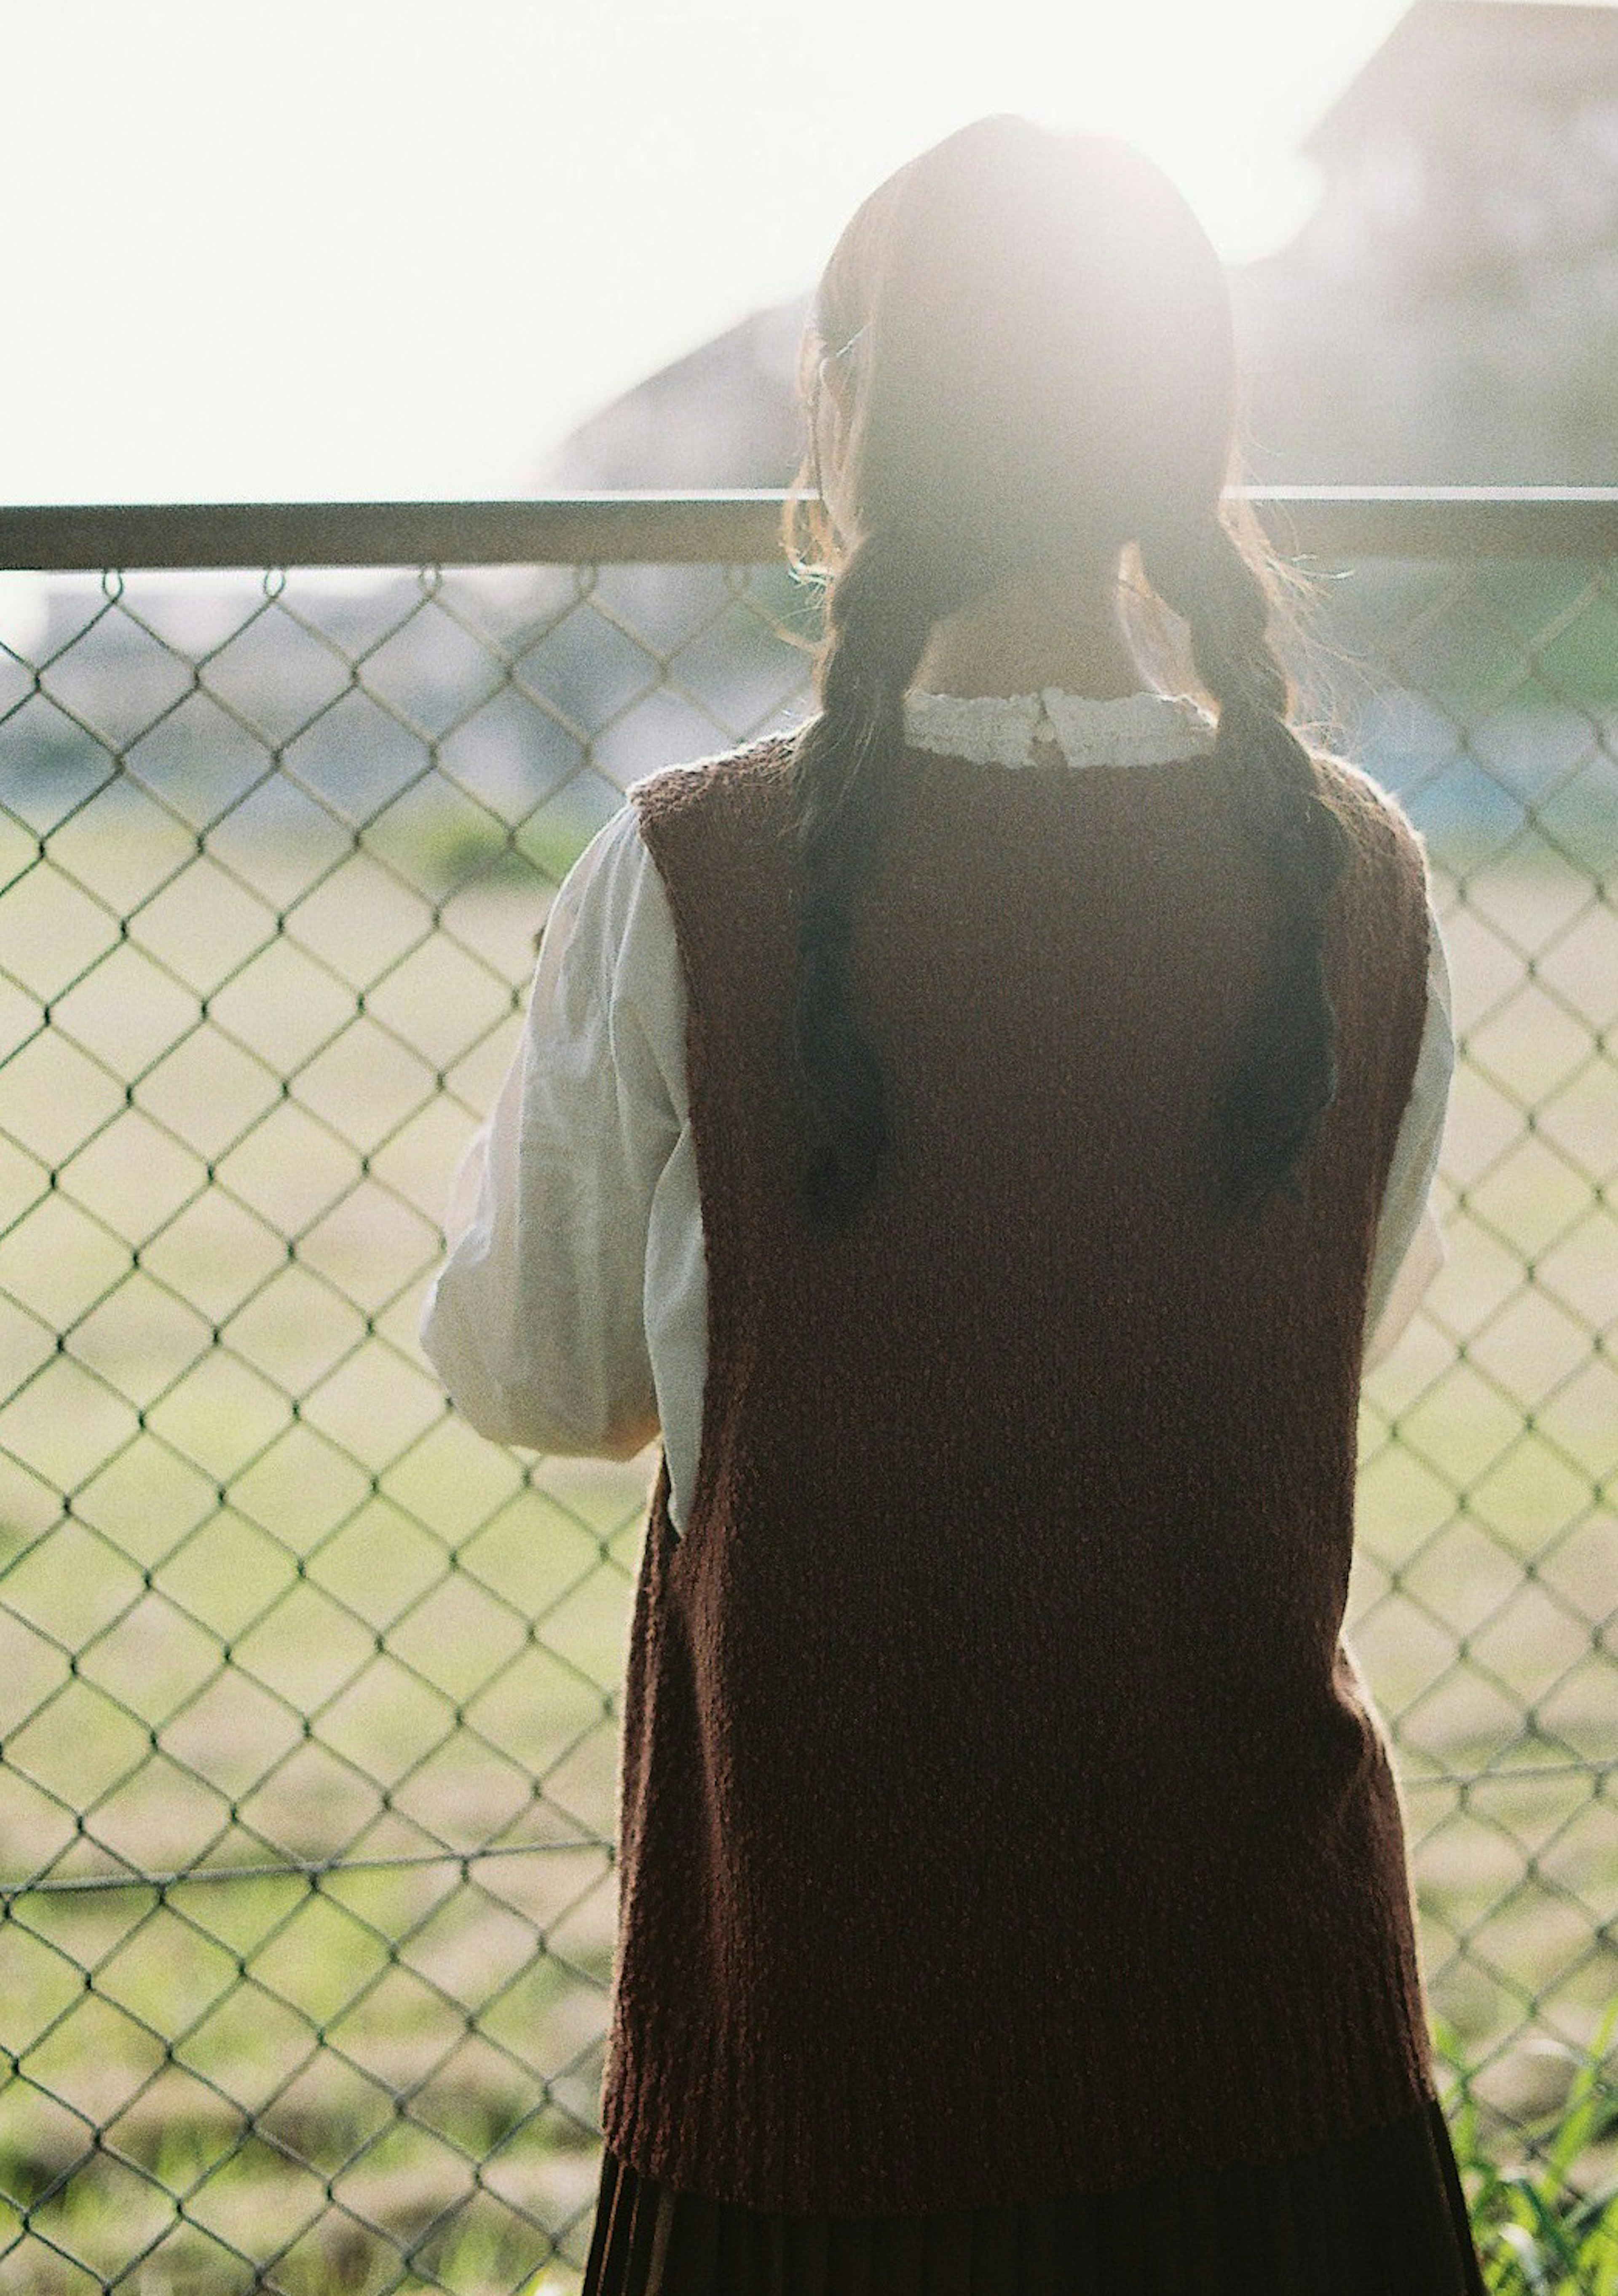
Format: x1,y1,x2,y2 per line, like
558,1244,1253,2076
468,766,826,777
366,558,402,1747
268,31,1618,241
422,115,1482,2293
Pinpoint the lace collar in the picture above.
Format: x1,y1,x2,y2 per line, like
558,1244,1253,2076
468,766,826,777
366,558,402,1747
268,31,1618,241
902,686,1216,769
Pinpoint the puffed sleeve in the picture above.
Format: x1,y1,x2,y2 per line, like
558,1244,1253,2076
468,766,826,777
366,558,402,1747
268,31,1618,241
418,803,681,1456
1363,888,1455,1369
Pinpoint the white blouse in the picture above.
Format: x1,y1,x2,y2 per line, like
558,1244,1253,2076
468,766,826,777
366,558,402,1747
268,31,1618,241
420,689,1454,1535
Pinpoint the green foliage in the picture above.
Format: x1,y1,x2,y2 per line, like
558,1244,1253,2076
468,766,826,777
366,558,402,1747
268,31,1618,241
1439,2003,1618,2295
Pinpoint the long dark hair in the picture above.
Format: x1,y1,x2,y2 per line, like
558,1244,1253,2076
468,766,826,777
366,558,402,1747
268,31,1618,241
782,116,1349,1227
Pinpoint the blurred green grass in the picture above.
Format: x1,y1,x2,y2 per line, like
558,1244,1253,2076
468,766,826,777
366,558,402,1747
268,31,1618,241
1442,2002,1618,2296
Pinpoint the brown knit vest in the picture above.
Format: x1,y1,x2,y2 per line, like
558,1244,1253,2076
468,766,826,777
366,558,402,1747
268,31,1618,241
603,728,1434,2216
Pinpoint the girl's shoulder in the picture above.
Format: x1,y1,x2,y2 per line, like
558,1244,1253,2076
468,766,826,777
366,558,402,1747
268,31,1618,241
1309,744,1431,882
629,727,800,831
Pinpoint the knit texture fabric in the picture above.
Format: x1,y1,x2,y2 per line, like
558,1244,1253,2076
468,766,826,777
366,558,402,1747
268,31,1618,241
604,729,1435,2218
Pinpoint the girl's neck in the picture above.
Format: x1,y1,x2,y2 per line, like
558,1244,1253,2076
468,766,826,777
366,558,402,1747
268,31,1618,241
910,561,1149,704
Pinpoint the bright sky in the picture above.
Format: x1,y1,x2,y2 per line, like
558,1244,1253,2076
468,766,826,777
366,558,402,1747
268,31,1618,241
3,0,1416,504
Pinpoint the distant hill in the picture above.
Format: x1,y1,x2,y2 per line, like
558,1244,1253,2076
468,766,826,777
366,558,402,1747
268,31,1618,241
539,298,809,490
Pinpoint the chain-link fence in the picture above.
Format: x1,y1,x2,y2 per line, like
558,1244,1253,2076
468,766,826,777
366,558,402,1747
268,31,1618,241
0,494,1611,2293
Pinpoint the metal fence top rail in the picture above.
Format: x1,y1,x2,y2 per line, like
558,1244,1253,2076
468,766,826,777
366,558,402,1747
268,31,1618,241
3,486,1618,569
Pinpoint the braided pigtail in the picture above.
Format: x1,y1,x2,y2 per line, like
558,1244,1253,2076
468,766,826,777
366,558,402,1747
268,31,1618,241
1141,517,1352,1212
789,528,965,1226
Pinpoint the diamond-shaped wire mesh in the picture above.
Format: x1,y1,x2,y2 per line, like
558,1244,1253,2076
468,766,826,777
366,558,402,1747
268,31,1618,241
0,512,1612,2293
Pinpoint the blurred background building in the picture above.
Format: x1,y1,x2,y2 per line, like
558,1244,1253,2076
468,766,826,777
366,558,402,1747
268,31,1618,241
544,0,1618,490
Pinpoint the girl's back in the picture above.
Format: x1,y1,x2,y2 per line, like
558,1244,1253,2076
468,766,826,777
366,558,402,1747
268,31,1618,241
601,709,1435,2219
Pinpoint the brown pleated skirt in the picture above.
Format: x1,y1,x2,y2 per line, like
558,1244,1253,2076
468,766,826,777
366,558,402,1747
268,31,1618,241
581,2096,1487,2296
